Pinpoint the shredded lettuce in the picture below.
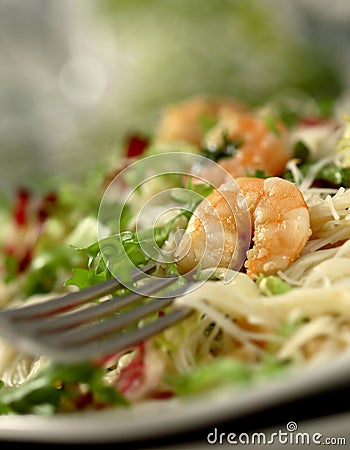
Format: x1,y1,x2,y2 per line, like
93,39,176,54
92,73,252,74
283,138,350,188
0,362,128,415
165,356,290,396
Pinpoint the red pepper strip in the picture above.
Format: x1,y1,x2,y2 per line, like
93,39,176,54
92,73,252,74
125,134,149,158
116,343,145,394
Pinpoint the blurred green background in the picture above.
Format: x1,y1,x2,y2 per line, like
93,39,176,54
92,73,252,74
0,0,349,195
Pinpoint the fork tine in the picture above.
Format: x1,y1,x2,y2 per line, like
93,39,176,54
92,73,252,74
46,298,174,346
45,281,194,347
70,306,193,362
3,263,156,320
25,274,181,333
19,306,194,363
0,263,197,363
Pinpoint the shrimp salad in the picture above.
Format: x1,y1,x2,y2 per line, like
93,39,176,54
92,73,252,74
1,92,350,414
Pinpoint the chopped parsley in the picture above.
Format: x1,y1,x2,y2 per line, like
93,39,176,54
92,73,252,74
202,131,243,162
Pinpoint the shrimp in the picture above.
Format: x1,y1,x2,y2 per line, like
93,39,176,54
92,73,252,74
175,177,311,278
204,109,292,184
154,95,246,147
154,96,292,186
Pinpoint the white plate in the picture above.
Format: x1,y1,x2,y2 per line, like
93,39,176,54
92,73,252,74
0,351,349,444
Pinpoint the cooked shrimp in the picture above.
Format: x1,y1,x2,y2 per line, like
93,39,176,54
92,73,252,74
175,177,311,278
154,96,292,186
205,109,292,181
174,183,250,273
154,95,246,147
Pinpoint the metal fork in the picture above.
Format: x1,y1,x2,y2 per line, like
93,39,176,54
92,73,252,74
0,264,195,363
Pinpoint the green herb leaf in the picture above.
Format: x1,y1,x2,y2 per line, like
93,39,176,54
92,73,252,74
293,140,311,163
284,161,350,188
65,268,106,289
0,362,128,415
165,358,252,395
263,114,281,136
198,112,218,135
202,132,243,162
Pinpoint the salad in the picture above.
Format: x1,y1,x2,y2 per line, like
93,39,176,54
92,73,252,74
0,92,350,415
